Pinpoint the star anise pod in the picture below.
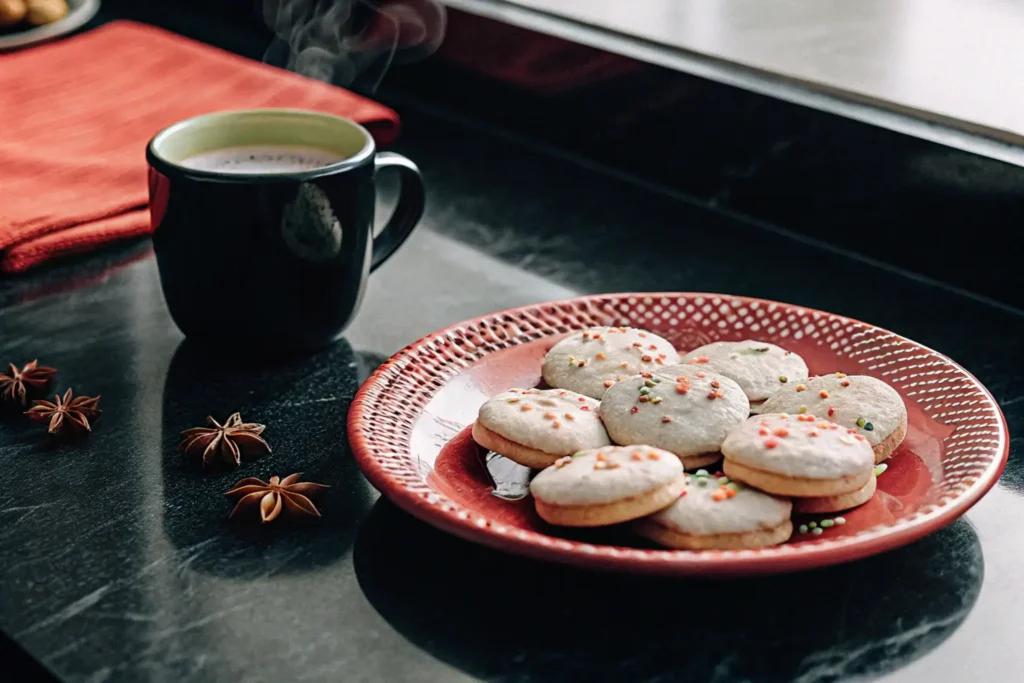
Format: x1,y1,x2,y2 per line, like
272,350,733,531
25,388,101,435
178,412,271,467
0,360,56,407
225,473,329,523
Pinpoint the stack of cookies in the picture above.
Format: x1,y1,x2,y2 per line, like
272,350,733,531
472,326,908,550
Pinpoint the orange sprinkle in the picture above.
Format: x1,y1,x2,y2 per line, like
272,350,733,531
658,353,666,359
638,332,647,338
759,428,769,436
648,344,658,350
854,434,865,441
552,421,561,428
631,452,643,461
655,358,664,365
594,461,607,470
779,413,790,419
632,342,643,348
639,395,650,402
773,427,789,437
759,421,769,427
835,372,847,378
580,406,591,411
593,333,602,339
544,412,556,419
711,380,720,389
827,424,840,430
604,380,615,388
620,362,629,368
662,415,673,423
521,405,533,411
582,332,590,339
676,383,690,394
595,353,606,360
577,360,587,367
578,397,586,402
648,452,660,460
640,371,654,378
596,453,606,462
619,327,628,332
725,488,737,498
642,355,653,362
707,391,718,399
712,490,727,501
715,391,725,398
796,384,806,392
507,398,520,403
696,372,706,379
797,414,814,422
764,438,779,449
819,390,830,399
841,380,851,387
606,462,621,469
691,356,710,364
818,422,829,429
807,430,820,437
564,413,576,421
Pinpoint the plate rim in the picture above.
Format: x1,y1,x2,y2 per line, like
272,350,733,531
348,292,1009,575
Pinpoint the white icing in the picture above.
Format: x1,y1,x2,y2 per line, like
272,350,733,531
647,473,792,535
599,365,749,457
681,341,808,402
529,445,683,506
476,388,611,455
542,327,680,399
759,374,907,445
721,413,874,479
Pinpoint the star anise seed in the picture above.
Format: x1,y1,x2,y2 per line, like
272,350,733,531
25,388,101,435
225,473,329,523
0,360,57,407
178,412,271,467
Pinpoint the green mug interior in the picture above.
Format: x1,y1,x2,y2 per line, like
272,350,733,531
149,109,374,173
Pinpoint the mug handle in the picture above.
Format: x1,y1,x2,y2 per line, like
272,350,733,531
371,152,426,271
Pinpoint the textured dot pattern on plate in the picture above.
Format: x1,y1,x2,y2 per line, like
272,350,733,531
347,293,1008,576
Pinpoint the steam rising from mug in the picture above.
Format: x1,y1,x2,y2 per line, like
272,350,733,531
263,0,446,90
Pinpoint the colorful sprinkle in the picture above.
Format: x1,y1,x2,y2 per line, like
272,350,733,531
507,398,520,403
648,344,658,350
604,380,615,388
779,375,788,383
710,380,720,389
835,516,846,525
773,427,789,437
655,358,664,365
874,463,888,477
695,469,709,477
718,476,730,485
798,405,808,414
834,372,847,378
820,519,835,528
764,438,779,449
712,490,727,501
521,405,533,411
679,490,688,497
841,380,851,387
696,478,708,487
544,412,556,419
865,422,874,431
582,332,590,339
564,413,576,421
691,356,710,364
819,390,830,399
828,406,836,417
798,524,809,534
577,360,587,367
854,434,865,441
620,362,629,368
638,332,647,338
648,452,660,460
707,391,719,399
796,384,806,392
807,430,820,437
580,405,591,411
676,378,691,394
642,355,653,362
758,428,769,436
630,406,639,414
639,395,650,403
632,342,643,348
662,415,673,423
595,353,606,360
726,482,741,492
644,379,657,388
554,456,572,468
811,527,823,536
779,413,790,419
639,371,654,378
696,372,706,379
552,421,561,428
856,417,867,428
650,397,663,404
631,452,643,461
808,521,817,529
578,397,586,402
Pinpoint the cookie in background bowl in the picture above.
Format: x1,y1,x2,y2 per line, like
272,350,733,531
472,388,611,469
759,374,907,463
542,326,679,399
529,445,685,527
635,470,793,550
599,365,749,470
722,413,875,497
682,340,808,412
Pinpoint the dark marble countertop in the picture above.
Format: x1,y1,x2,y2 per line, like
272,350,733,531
1,103,1022,682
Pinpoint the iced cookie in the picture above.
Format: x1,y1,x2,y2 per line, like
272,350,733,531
529,445,685,526
635,470,793,550
599,365,749,470
759,373,907,463
682,341,808,411
793,472,876,514
721,412,875,497
542,326,680,399
472,388,611,469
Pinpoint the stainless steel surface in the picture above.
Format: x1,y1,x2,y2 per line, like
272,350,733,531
443,0,1024,165
483,452,533,500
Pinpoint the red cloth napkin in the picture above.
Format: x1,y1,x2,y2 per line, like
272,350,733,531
0,21,400,274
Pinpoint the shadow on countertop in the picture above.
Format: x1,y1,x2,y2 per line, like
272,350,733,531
354,500,983,682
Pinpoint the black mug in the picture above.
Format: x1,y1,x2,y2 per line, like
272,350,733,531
147,109,425,353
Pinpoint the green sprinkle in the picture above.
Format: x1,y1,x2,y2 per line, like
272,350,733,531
726,482,741,491
779,375,788,383
571,452,585,458
653,378,662,384
821,519,835,528
695,469,709,477
808,521,817,529
835,517,846,525
856,417,866,428
645,379,657,388
696,478,708,487
650,397,663,404
639,387,650,395
811,527,823,536
739,347,771,355
865,422,875,431
874,463,888,477
718,476,730,485
798,405,808,414
798,524,808,534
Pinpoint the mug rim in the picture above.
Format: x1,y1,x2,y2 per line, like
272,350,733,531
147,108,376,182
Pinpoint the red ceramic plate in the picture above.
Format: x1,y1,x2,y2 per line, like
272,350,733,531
348,294,1008,576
